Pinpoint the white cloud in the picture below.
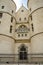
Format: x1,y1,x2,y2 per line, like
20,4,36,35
13,0,22,10
13,0,28,11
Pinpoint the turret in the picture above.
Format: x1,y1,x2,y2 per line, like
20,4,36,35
28,0,43,53
0,0,16,54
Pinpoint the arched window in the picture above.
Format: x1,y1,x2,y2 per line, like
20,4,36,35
19,44,28,60
16,25,29,33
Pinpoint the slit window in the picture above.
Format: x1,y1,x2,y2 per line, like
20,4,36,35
0,13,3,18
31,23,34,31
24,17,26,20
30,15,32,21
30,8,31,11
12,10,14,13
10,25,12,33
19,18,21,21
18,34,20,37
11,17,13,23
0,21,1,24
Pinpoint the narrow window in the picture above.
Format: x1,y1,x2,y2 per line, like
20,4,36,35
31,23,34,31
25,34,27,36
15,29,17,32
11,17,13,23
12,10,14,13
24,17,26,20
30,8,31,11
10,25,12,33
30,15,32,21
18,34,20,37
0,21,1,24
2,6,4,9
19,18,21,21
0,13,3,18
21,10,24,12
22,34,23,36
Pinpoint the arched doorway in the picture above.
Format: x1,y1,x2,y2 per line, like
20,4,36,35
19,44,28,60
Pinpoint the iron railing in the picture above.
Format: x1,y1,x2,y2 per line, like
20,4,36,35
0,54,43,64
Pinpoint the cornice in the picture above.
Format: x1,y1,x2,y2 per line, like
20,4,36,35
0,11,16,22
29,7,43,17
0,34,15,41
30,32,43,39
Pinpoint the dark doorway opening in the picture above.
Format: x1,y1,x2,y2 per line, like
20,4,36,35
19,45,28,60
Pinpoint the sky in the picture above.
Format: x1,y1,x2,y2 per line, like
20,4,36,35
13,0,28,10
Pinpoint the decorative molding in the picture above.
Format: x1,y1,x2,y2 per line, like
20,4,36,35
0,34,15,41
15,39,31,43
29,7,43,17
30,32,43,39
0,11,16,21
15,25,30,33
16,21,29,24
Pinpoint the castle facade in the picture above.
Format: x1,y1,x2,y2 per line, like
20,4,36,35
0,0,43,65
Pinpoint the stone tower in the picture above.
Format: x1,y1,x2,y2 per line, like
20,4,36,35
27,0,43,53
0,0,16,54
